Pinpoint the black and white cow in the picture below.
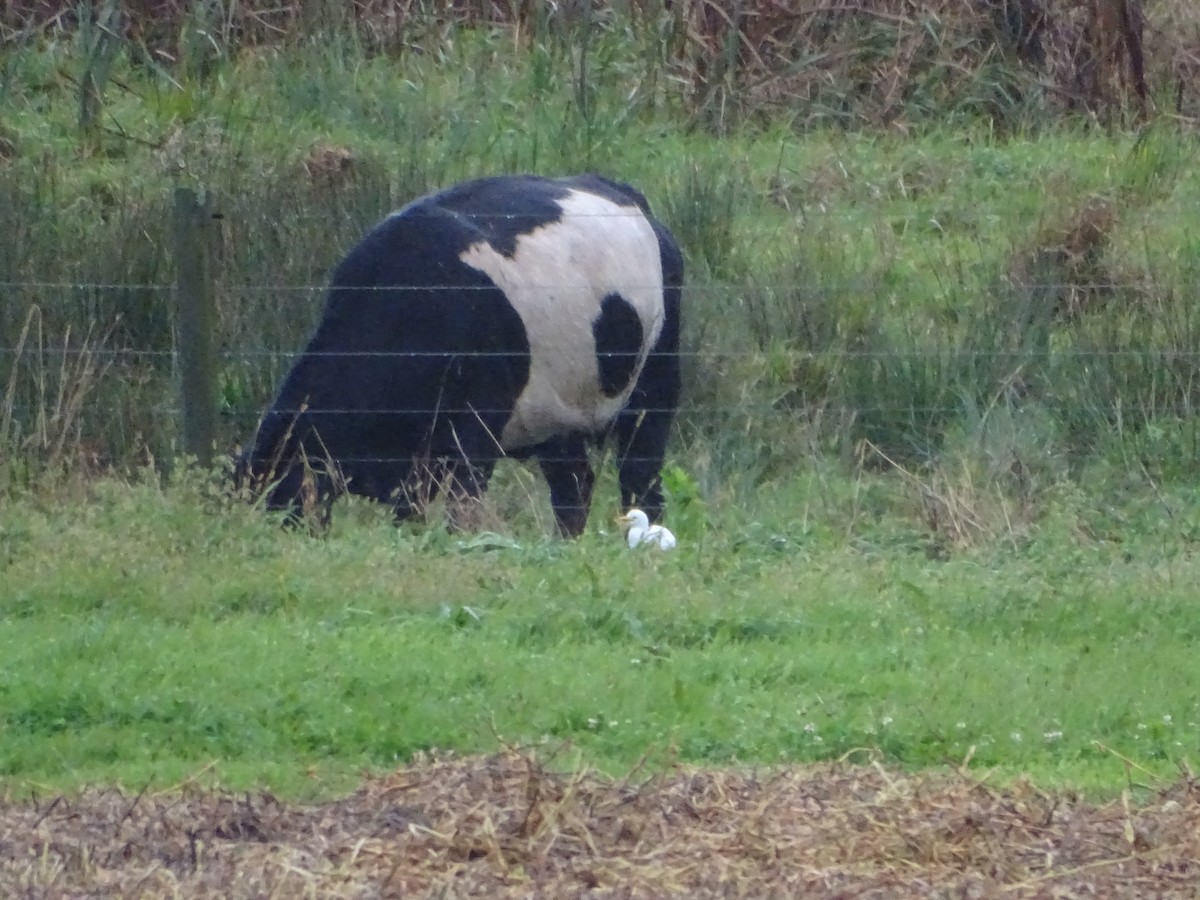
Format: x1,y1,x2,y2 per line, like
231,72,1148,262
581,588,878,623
240,173,683,537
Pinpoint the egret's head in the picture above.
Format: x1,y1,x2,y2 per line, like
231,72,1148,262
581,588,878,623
617,509,651,531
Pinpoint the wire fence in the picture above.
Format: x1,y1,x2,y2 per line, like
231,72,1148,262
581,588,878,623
4,291,1199,372
8,347,1199,360
5,188,1200,478
4,309,1199,467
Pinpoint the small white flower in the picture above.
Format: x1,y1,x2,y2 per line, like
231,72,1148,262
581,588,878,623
1010,731,1023,743
803,722,817,734
1043,730,1063,742
956,722,966,730
1163,714,1173,724
587,717,599,729
881,716,894,727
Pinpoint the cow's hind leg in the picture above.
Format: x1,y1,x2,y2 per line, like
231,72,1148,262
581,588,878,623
615,349,680,524
537,435,595,538
380,458,488,529
383,459,440,525
436,457,495,532
426,411,508,532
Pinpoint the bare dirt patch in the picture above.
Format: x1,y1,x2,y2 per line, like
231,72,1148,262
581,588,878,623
2,751,1198,898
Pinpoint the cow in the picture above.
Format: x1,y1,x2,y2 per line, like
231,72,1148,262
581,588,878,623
239,173,683,537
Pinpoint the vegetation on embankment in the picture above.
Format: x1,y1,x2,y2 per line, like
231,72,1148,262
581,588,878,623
2,2,1199,495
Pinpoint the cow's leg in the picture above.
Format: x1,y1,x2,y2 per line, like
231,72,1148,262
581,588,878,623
439,458,496,532
428,410,507,532
260,452,338,531
384,459,479,528
389,482,430,524
537,435,595,538
341,459,422,525
614,352,680,524
613,219,684,524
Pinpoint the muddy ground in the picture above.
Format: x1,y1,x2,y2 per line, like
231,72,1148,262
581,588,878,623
2,751,1198,898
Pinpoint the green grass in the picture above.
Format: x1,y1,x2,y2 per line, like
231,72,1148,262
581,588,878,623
1,467,1197,799
3,13,1200,802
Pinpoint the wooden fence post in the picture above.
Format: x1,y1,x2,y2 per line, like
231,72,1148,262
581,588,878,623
172,187,219,467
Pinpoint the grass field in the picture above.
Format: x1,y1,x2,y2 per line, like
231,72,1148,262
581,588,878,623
2,2,1200,816
3,463,1198,800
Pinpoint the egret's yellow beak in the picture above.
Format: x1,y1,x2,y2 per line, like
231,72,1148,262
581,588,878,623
615,512,633,526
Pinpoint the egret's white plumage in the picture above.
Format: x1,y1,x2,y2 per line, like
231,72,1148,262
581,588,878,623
618,509,677,550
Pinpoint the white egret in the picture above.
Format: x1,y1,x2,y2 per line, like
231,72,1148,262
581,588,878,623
618,509,677,550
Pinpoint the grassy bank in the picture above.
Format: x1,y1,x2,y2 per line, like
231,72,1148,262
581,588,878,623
3,26,1199,488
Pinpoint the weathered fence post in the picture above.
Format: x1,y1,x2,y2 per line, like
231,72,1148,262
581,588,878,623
172,187,219,467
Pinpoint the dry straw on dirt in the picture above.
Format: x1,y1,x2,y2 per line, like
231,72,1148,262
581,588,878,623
3,750,1198,897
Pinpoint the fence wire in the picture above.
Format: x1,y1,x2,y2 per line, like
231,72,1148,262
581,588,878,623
6,348,1200,361
0,279,1151,292
5,277,1200,471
